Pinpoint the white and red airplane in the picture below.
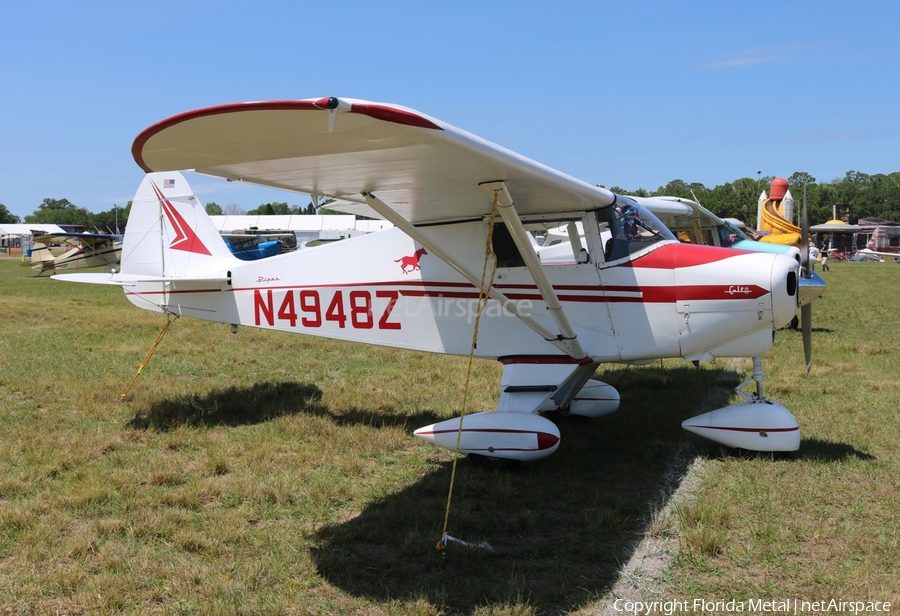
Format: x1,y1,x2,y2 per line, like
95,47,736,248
55,97,812,464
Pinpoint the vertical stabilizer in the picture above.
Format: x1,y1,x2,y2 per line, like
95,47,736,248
29,242,55,271
122,172,236,277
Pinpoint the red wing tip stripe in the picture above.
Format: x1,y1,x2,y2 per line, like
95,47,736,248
685,425,799,433
133,99,442,170
348,103,443,130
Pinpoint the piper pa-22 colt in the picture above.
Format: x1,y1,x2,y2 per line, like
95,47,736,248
55,97,815,464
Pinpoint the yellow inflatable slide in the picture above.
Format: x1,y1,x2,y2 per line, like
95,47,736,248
758,178,803,247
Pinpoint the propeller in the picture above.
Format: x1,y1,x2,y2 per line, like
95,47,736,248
800,184,812,373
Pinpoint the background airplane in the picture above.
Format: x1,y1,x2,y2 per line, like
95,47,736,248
536,196,824,312
858,222,900,261
636,196,801,256
56,97,813,465
26,232,122,274
221,230,296,261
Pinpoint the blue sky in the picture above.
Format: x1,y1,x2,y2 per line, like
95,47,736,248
2,1,898,220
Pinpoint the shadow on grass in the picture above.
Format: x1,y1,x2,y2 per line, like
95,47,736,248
127,381,444,432
702,437,876,464
795,437,876,462
309,364,740,615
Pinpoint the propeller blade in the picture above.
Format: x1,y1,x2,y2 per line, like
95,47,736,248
800,184,810,277
801,303,812,374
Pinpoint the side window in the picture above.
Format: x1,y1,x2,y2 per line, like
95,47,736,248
491,223,526,267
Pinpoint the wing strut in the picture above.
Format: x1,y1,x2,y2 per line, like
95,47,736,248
479,181,587,360
362,192,579,357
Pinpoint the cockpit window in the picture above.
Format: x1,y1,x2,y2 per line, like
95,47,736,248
597,196,675,262
718,220,749,247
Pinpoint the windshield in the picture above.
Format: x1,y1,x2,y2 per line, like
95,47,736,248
718,220,749,247
597,196,676,262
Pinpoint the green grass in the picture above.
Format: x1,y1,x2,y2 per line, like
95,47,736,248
0,257,898,613
664,263,900,606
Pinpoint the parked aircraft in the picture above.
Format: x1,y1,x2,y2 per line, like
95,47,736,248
27,232,122,274
535,197,823,311
55,97,817,464
636,196,800,255
861,223,900,261
222,230,296,261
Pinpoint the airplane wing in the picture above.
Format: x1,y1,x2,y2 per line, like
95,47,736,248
34,232,118,250
220,232,293,241
51,272,230,286
857,248,898,261
133,97,616,225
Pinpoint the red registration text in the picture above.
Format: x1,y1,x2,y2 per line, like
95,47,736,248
254,289,401,330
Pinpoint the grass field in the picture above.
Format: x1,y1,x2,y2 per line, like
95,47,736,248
0,256,898,614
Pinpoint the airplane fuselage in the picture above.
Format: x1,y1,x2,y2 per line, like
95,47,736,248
125,220,798,365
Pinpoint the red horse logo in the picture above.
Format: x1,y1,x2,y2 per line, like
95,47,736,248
394,247,428,274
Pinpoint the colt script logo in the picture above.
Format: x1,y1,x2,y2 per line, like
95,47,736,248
725,286,752,296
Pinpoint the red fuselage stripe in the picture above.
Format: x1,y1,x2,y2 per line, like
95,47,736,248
225,281,767,304
128,282,767,303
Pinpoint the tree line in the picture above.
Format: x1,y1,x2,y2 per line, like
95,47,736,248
3,170,899,230
610,170,900,227
0,199,319,232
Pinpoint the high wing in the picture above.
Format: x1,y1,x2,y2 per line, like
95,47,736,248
856,248,898,261
221,233,294,239
34,232,121,250
132,97,616,224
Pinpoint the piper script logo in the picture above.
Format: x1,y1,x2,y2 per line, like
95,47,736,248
151,180,211,256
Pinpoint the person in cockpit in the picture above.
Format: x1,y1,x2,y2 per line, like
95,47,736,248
622,205,640,240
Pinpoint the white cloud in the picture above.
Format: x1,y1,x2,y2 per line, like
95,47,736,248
700,43,815,70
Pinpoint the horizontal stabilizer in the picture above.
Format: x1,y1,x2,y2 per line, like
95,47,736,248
52,273,230,287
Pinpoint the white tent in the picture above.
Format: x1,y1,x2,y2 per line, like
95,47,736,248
0,224,66,235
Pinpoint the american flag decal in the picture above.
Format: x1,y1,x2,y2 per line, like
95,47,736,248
164,179,175,188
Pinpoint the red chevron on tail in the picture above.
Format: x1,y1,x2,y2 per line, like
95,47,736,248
152,180,211,255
